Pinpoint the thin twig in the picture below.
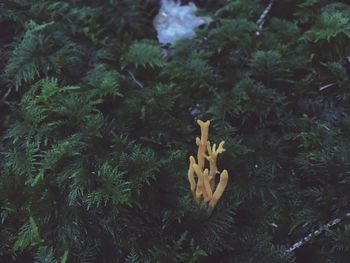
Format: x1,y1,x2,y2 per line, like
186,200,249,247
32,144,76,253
256,0,275,35
127,70,144,88
286,213,350,254
319,82,336,91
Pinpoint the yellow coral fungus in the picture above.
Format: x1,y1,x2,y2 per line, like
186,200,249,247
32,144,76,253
196,120,210,171
193,163,204,203
187,120,229,214
202,169,212,202
205,140,225,189
208,170,228,215
188,156,196,198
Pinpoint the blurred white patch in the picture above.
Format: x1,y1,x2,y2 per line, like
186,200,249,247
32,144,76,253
153,0,212,44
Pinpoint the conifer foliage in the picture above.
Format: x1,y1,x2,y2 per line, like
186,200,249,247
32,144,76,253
1,0,350,262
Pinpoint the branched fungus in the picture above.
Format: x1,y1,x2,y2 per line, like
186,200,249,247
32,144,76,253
187,120,229,214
